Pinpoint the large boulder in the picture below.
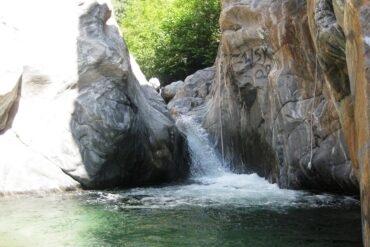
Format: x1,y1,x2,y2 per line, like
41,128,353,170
203,0,358,193
0,3,79,195
166,67,215,121
161,80,184,103
70,1,189,188
0,0,189,194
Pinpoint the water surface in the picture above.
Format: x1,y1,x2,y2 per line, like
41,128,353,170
0,177,362,247
0,116,362,246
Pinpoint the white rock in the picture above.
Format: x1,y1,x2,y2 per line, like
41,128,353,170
0,0,189,194
149,78,161,90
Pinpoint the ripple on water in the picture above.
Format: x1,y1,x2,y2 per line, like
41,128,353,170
0,115,362,246
83,173,359,210
0,173,361,247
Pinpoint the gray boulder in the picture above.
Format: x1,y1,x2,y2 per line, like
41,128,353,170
71,1,189,188
0,0,189,194
165,67,215,121
161,80,184,103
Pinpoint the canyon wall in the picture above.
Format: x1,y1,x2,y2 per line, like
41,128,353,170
342,1,370,243
308,0,370,243
199,0,368,244
202,0,357,193
163,0,369,243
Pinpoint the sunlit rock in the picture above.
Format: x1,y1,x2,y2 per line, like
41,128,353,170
161,80,184,103
0,0,189,194
203,0,358,193
0,18,22,132
148,78,161,90
164,67,215,121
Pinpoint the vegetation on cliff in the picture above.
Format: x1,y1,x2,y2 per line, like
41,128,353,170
113,0,220,85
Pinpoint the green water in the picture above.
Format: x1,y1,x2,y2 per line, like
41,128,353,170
0,177,362,247
0,103,362,246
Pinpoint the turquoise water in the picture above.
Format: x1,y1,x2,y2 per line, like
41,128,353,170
0,174,362,247
0,116,362,246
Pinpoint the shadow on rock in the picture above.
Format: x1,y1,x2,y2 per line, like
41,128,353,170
68,1,189,189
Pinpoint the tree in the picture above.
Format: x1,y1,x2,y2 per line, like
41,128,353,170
115,0,220,85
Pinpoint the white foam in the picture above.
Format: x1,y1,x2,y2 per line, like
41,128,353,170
176,115,228,177
365,36,370,47
87,172,358,209
86,116,359,210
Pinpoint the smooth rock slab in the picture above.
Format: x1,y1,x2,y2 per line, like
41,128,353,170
0,0,189,194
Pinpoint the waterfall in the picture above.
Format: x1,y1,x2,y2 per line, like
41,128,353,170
176,115,228,178
83,115,350,211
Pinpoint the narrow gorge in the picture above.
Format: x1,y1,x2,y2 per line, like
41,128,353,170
0,0,369,246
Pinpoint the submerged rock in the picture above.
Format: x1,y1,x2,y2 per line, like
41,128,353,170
0,0,189,194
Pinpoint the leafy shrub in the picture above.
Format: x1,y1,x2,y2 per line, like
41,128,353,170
114,0,220,85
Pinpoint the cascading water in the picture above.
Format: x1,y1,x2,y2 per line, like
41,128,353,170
87,115,358,209
0,115,361,246
175,115,228,178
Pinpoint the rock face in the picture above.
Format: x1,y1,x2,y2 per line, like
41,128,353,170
161,80,184,103
201,0,357,194
0,76,19,132
342,1,370,243
181,0,367,244
0,7,79,194
0,0,189,194
308,0,370,244
165,67,215,121
70,2,189,188
0,19,21,132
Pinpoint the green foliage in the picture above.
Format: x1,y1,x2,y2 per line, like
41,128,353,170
114,0,220,85
111,0,129,22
